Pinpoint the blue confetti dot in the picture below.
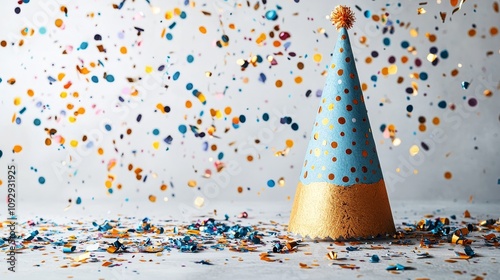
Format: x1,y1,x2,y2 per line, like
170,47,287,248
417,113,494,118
39,27,46,34
104,124,112,131
153,128,160,135
420,72,428,81
371,75,377,82
406,105,413,112
180,11,187,19
401,41,409,48
91,76,99,83
239,115,246,123
0,150,3,158
186,83,193,90
364,10,371,18
173,71,180,80
166,33,173,40
187,55,194,63
178,125,187,134
438,100,447,109
262,113,269,121
440,50,449,59
291,123,299,131
265,10,278,20
76,197,82,205
429,46,438,54
218,152,224,160
383,37,390,46
108,188,113,194
15,117,21,124
267,180,276,188
79,42,88,50
38,177,46,184
105,75,115,82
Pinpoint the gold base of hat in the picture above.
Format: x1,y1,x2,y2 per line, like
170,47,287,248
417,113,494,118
288,179,395,239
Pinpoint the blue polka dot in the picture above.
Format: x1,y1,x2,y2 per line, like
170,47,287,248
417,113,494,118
262,113,269,121
38,177,46,184
178,125,187,134
79,42,88,50
382,37,390,46
39,27,46,34
172,71,180,80
186,83,193,90
265,10,278,20
218,152,224,160
420,72,428,81
438,100,447,109
166,33,173,40
440,50,449,59
76,197,82,205
91,76,99,83
371,75,377,82
267,180,276,188
291,123,299,131
104,124,112,131
401,41,409,48
406,105,413,112
108,188,113,194
180,11,187,19
34,118,41,126
187,55,194,63
153,128,160,135
364,10,371,18
105,75,115,82
239,115,246,123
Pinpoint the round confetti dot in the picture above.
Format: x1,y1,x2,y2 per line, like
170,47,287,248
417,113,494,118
491,27,498,36
187,180,197,188
468,29,476,37
39,27,46,34
483,89,492,97
198,26,207,34
55,18,63,27
438,100,447,109
294,76,303,84
444,171,452,180
286,139,294,148
91,76,98,83
420,72,428,81
265,10,278,20
262,113,269,121
313,53,322,63
120,46,127,54
149,195,157,202
432,117,440,125
275,80,283,88
152,129,160,135
185,100,192,108
401,41,410,48
187,55,194,63
166,33,173,40
291,123,299,131
13,145,22,153
105,75,115,82
160,184,167,191
33,119,41,126
76,197,82,205
178,125,187,134
267,180,276,188
237,186,243,193
382,37,390,46
468,98,478,107
38,177,46,184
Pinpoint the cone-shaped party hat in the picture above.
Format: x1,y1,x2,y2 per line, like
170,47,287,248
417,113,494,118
288,6,395,239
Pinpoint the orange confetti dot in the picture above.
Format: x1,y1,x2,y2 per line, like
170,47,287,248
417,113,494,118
432,117,440,125
285,139,294,148
199,26,207,34
55,18,63,27
160,184,167,191
294,76,303,84
27,89,34,97
13,145,22,153
247,155,254,162
401,56,408,63
0,40,6,47
120,46,127,54
275,80,283,88
468,29,476,37
444,171,452,179
185,100,192,108
450,0,459,6
45,138,52,146
419,124,427,132
273,40,281,47
365,57,372,64
98,148,104,155
224,106,232,115
361,83,368,91
237,186,243,193
490,27,498,36
149,195,157,202
451,69,459,77
105,180,112,188
228,23,235,29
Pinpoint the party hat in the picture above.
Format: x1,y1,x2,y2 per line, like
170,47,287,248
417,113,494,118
288,6,395,239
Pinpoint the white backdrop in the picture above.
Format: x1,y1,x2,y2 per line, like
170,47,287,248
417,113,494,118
0,0,499,215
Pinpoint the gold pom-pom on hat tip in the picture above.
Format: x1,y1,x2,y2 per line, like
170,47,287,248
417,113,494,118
330,5,356,30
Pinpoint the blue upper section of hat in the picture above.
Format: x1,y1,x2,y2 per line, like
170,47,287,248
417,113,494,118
299,27,384,187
